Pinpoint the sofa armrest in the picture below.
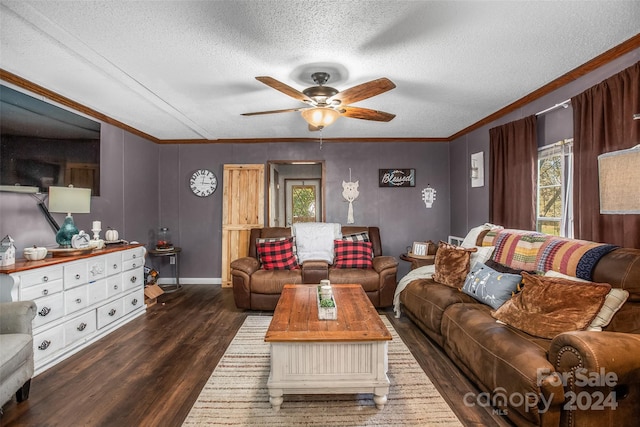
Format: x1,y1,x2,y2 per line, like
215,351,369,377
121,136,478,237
372,255,398,273
549,331,640,425
302,260,329,283
0,301,37,335
230,257,260,276
550,331,640,382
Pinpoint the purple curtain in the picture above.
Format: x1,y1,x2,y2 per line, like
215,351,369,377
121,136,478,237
572,61,640,248
489,115,538,230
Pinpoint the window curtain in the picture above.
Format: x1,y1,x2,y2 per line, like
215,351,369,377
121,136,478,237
572,61,640,248
489,115,538,230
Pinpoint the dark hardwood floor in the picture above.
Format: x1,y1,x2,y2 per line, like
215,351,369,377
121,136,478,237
1,284,513,426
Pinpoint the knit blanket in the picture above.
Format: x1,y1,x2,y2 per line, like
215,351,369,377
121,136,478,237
291,222,342,264
482,229,617,280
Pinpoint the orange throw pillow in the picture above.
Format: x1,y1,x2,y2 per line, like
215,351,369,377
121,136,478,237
432,241,477,288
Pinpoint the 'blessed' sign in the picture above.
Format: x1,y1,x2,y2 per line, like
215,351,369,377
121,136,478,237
379,169,415,187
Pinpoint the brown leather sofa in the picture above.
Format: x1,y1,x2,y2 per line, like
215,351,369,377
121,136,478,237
231,226,398,310
399,231,640,427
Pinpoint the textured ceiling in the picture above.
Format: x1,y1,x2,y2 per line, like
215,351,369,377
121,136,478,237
1,0,639,141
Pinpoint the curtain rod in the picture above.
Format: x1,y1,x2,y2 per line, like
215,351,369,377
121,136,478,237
535,99,571,116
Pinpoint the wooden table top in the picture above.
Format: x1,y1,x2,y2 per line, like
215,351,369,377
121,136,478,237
265,284,392,343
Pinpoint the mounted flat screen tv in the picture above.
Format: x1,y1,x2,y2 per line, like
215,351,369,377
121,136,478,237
0,84,101,195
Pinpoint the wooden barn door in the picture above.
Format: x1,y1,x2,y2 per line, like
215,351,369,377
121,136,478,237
221,164,264,287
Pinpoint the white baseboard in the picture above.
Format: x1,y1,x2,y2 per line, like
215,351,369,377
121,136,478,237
156,278,222,285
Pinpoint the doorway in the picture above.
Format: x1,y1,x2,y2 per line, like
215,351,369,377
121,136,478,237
268,161,325,227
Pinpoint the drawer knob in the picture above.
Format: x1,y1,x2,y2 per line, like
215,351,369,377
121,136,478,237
38,306,51,317
77,322,87,331
132,263,137,268
131,298,138,306
113,264,118,269
43,276,49,282
113,284,119,290
130,276,137,283
108,308,117,316
75,298,82,304
133,254,137,259
42,289,49,296
38,340,51,351
75,273,81,280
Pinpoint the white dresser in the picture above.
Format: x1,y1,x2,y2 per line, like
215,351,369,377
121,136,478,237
0,245,147,374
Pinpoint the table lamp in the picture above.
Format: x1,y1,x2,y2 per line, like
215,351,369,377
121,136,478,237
48,185,91,247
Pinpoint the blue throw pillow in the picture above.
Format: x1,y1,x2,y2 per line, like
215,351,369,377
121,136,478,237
462,262,523,309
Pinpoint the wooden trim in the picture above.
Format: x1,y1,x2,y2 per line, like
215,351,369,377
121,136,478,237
0,69,161,144
157,137,448,144
448,33,640,141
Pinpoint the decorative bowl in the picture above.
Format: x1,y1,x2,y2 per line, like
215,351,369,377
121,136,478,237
23,246,48,261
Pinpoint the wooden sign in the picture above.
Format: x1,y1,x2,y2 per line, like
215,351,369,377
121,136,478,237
379,169,415,187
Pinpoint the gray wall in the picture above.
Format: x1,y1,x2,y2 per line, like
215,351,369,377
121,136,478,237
157,141,450,280
449,48,640,238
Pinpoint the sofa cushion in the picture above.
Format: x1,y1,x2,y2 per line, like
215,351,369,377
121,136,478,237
249,269,303,294
544,270,629,331
333,240,373,269
256,237,299,270
492,273,611,339
461,262,522,309
399,278,478,344
441,303,554,425
329,268,379,292
0,333,32,382
432,242,476,288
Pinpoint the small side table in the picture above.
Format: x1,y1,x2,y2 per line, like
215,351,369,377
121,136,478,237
148,247,182,293
400,253,435,270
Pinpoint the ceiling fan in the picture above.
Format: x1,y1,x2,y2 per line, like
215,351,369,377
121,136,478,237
241,72,396,131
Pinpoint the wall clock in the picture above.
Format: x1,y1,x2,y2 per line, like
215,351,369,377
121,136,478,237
190,169,217,197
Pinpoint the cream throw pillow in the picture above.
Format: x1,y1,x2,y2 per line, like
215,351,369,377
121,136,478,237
544,270,629,331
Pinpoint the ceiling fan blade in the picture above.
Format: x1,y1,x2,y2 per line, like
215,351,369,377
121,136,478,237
340,106,396,122
241,107,305,116
255,76,314,104
329,78,396,105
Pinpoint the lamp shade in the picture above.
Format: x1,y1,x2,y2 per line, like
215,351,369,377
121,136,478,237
301,107,340,129
598,144,640,214
48,186,91,214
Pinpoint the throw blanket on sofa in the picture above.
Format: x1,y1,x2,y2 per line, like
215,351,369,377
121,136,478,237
292,222,342,264
482,229,617,280
393,264,435,318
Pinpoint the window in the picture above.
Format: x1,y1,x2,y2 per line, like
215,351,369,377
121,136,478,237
291,185,316,223
536,139,573,237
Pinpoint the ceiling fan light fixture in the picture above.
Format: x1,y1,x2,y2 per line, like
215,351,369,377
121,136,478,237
301,107,340,129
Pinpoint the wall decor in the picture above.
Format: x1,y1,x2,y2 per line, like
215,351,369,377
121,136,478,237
421,186,436,208
342,168,359,224
379,169,415,187
470,152,484,188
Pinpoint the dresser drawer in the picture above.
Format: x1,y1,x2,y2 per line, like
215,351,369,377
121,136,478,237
122,267,144,292
33,293,64,328
122,257,144,272
64,262,88,289
20,266,63,288
64,311,97,346
106,275,123,298
87,257,106,282
21,279,63,301
105,252,122,276
33,324,64,363
88,279,108,305
124,289,145,315
64,284,89,315
122,247,145,263
97,298,125,329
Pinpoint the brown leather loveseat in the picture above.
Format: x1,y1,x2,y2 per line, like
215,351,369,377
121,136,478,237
231,225,398,310
399,228,640,427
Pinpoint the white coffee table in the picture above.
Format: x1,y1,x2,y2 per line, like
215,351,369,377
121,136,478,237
265,284,392,411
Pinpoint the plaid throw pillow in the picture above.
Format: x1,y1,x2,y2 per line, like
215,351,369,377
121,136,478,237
333,240,373,269
256,236,297,262
256,237,299,270
342,232,370,242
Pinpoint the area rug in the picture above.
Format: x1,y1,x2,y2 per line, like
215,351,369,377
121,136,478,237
183,315,462,426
